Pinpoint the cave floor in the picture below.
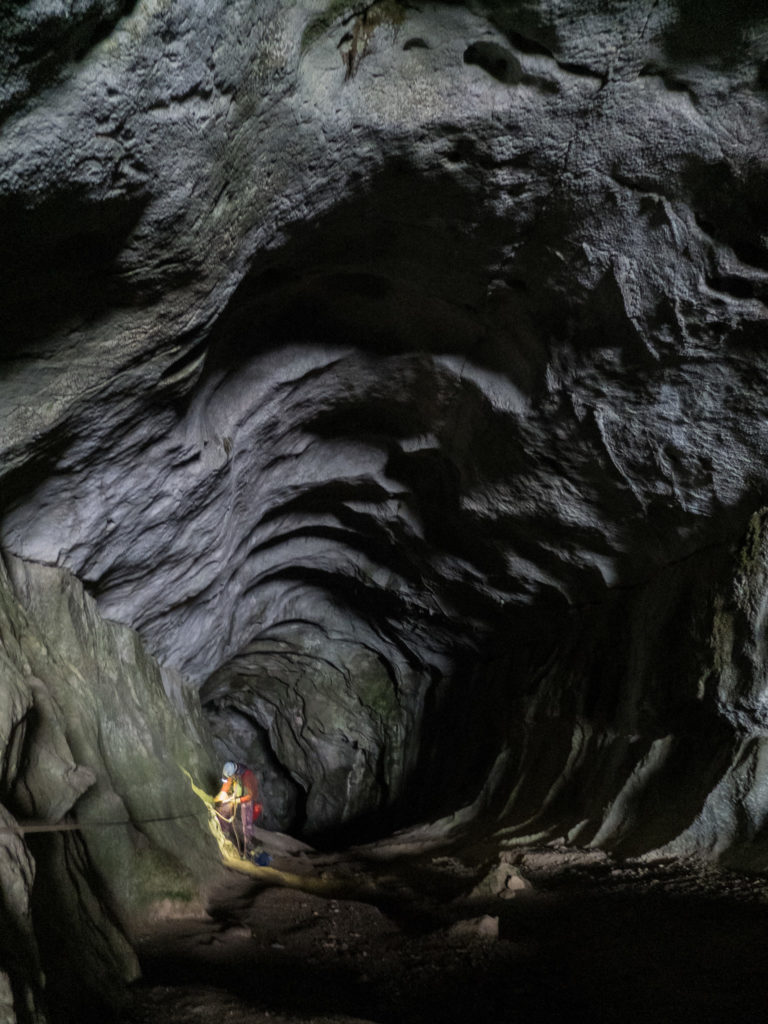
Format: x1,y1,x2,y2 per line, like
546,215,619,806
120,845,768,1024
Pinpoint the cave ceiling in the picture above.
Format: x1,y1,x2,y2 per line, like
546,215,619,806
1,0,768,847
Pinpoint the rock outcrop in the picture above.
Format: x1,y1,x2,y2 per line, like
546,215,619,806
1,0,768,1016
0,553,219,1021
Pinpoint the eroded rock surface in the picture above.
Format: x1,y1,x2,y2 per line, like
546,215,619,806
0,554,221,1020
1,2,768,1013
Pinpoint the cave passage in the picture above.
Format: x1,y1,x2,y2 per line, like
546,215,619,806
2,0,768,1021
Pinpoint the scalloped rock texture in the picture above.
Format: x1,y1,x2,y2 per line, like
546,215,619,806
1,0,768,1011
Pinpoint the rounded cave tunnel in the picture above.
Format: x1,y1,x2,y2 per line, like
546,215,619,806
175,162,580,849
2,0,768,1022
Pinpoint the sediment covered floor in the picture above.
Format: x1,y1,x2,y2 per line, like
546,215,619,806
123,847,768,1024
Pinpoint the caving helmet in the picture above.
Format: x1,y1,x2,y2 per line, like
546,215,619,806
222,761,237,780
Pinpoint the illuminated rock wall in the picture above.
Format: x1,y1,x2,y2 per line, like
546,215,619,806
1,0,768,1014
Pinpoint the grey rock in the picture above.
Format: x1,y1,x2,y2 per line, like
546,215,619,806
0,552,222,1018
0,805,45,1024
448,913,499,940
0,6,768,997
468,852,532,900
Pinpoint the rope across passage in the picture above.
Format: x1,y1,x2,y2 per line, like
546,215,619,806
0,812,203,836
1,773,296,884
1,791,387,897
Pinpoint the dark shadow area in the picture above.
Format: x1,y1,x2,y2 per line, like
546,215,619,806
0,187,150,357
121,857,768,1024
0,430,73,518
662,0,766,63
26,830,133,1024
187,154,529,387
682,157,768,272
464,41,523,84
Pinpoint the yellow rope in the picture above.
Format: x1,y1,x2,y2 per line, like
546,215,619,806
179,769,379,898
2,771,390,904
216,847,378,898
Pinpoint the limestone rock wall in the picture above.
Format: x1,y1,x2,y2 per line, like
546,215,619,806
0,554,220,1022
1,0,768,887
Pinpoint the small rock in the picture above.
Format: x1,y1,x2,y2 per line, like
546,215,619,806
448,915,499,941
468,853,533,901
